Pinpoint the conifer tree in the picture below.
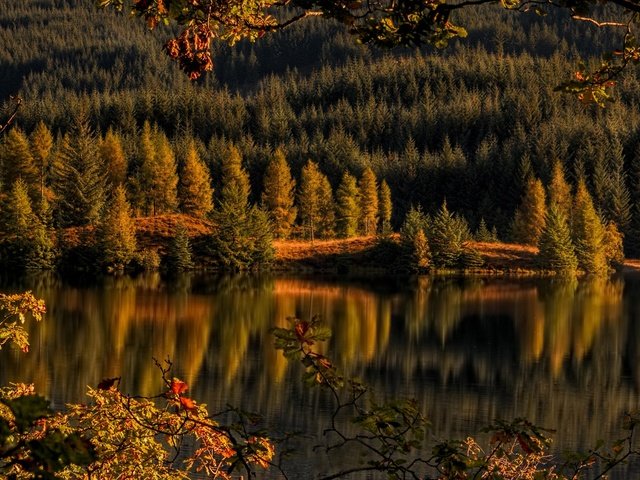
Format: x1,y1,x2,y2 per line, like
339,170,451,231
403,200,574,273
317,174,335,238
378,179,392,235
0,127,38,197
400,205,429,246
335,171,360,238
572,179,607,274
606,144,632,237
429,200,466,268
412,228,431,271
298,160,323,242
2,179,54,269
603,221,625,269
511,177,546,245
358,167,378,236
100,128,127,189
29,121,53,204
52,114,106,227
537,205,578,273
165,223,194,272
179,140,214,218
131,121,155,214
150,131,179,215
261,148,296,238
99,184,137,271
475,218,496,242
210,145,273,269
547,160,572,221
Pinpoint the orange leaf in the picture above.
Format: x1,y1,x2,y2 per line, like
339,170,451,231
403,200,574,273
180,396,197,410
295,321,314,345
170,378,189,395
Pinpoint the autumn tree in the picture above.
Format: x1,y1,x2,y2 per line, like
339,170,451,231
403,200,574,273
335,171,360,238
29,121,53,204
0,127,38,197
261,148,296,239
165,223,194,271
547,160,572,222
178,140,214,218
378,179,392,235
572,179,608,274
317,174,335,238
98,184,137,271
99,128,127,189
429,200,468,268
358,167,378,236
298,159,324,242
511,177,547,246
150,130,179,215
537,205,578,273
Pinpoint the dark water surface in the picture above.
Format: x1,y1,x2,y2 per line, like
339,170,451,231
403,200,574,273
2,272,640,477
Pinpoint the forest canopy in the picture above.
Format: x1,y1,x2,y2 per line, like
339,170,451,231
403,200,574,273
99,0,640,104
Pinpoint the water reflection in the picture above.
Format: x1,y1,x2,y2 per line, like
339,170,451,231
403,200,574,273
1,273,639,473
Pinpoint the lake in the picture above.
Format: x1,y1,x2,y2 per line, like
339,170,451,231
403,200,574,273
2,272,640,478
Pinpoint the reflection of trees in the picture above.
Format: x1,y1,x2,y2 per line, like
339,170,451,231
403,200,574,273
0,273,638,459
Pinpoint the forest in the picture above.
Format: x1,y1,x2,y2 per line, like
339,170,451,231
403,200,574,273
0,0,637,275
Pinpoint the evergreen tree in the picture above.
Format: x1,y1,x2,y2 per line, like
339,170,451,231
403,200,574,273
572,179,608,274
99,128,127,189
412,228,431,271
603,221,625,269
99,184,137,271
1,179,54,269
475,218,497,242
179,140,214,218
358,167,378,235
29,121,53,204
537,205,578,273
165,223,194,272
335,171,360,238
547,160,572,221
0,127,38,197
378,179,392,235
52,115,106,227
429,200,466,268
210,146,274,270
400,205,429,246
606,141,632,238
261,148,296,238
511,177,546,245
131,121,155,214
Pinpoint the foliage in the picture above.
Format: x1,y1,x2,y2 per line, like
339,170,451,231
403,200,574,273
429,200,469,268
412,228,431,271
475,218,498,243
0,291,45,352
572,179,608,274
547,160,572,222
98,0,640,103
99,128,127,189
358,167,378,236
378,179,393,236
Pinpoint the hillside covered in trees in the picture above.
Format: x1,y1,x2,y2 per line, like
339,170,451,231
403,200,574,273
0,0,638,273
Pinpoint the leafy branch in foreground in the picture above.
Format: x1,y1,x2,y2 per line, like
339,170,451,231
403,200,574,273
273,316,640,479
0,292,45,352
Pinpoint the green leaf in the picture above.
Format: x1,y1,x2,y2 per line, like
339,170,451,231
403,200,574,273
5,394,51,433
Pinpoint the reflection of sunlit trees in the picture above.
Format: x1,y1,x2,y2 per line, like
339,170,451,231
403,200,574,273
540,279,578,377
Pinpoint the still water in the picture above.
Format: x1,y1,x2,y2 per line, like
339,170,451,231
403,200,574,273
2,272,640,477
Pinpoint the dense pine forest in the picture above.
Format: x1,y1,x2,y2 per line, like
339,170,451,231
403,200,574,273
0,0,638,273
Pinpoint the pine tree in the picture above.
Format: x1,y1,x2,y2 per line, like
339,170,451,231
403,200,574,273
179,140,214,218
511,177,546,245
298,160,323,242
475,218,495,242
52,114,106,227
378,179,392,235
335,171,360,238
165,223,194,272
547,160,572,221
99,184,137,271
261,148,296,238
537,205,578,273
317,174,335,238
29,121,53,204
1,127,38,197
100,128,127,189
1,179,54,269
603,221,625,269
429,200,466,268
150,131,179,215
607,141,632,238
358,167,378,236
572,179,607,274
210,145,274,270
412,228,431,271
